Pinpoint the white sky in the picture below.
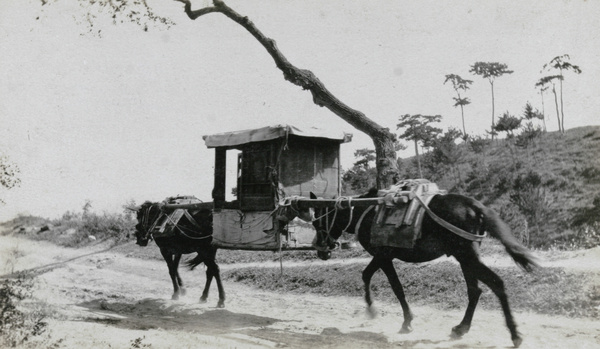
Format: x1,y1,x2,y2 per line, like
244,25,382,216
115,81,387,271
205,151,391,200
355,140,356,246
1,0,599,220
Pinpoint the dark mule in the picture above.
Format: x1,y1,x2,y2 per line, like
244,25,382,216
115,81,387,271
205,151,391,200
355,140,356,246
134,201,226,307
134,198,315,308
311,189,538,348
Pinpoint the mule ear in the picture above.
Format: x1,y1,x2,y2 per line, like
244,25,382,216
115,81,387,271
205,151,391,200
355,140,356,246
125,205,140,212
310,192,317,200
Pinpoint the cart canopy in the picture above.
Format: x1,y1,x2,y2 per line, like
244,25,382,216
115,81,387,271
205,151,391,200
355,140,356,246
203,124,352,148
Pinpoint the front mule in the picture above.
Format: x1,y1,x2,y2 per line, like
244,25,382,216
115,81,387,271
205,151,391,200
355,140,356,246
310,191,538,348
135,201,226,308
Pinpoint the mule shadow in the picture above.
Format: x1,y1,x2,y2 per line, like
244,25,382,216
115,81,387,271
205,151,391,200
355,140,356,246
75,297,282,334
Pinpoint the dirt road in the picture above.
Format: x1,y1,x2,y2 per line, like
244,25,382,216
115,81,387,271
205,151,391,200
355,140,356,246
1,235,599,348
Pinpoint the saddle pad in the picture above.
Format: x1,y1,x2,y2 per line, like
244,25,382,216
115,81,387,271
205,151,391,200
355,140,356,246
370,205,426,248
153,209,186,238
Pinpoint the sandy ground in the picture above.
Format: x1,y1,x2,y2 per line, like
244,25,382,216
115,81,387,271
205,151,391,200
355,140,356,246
1,235,599,349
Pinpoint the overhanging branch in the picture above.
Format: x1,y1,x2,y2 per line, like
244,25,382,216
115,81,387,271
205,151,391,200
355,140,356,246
174,0,399,187
174,0,392,139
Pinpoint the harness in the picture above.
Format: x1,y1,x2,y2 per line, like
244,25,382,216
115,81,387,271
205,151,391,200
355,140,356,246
314,191,487,253
414,195,487,242
141,205,163,242
141,203,212,241
313,197,354,252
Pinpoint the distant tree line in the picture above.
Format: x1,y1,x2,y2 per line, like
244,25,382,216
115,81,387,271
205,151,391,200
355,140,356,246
443,55,580,141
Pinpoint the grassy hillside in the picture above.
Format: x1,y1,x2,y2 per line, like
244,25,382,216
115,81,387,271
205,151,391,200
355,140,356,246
399,125,600,248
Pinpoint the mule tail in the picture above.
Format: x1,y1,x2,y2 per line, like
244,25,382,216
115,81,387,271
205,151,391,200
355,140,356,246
186,254,204,270
482,207,539,272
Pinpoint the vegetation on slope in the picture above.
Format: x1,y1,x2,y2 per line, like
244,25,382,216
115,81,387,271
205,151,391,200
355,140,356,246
393,126,600,249
221,262,600,319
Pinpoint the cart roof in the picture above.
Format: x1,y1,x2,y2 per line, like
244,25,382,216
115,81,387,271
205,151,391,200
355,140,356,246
203,124,352,148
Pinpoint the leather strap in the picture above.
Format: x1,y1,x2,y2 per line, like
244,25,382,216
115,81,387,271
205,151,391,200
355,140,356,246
414,195,486,242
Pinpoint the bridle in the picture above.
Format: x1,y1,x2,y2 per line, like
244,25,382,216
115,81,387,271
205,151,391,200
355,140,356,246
139,203,163,242
279,196,315,223
313,197,354,252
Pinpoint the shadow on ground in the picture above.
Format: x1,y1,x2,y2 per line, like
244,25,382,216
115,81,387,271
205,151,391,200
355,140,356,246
76,297,281,333
75,297,494,349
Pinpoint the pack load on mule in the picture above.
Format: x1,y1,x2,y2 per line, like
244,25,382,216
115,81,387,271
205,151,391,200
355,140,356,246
370,179,447,248
144,196,212,239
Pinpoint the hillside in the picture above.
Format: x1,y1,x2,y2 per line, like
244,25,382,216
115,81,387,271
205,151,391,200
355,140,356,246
399,125,600,248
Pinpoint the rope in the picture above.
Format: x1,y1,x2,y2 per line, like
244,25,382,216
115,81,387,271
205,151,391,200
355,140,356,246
311,196,356,252
338,197,354,234
278,231,284,279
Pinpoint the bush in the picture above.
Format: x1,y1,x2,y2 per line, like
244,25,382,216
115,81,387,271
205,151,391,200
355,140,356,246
29,209,136,248
548,223,600,250
509,171,550,242
0,275,51,348
579,167,600,183
515,122,543,148
570,195,600,227
469,135,490,154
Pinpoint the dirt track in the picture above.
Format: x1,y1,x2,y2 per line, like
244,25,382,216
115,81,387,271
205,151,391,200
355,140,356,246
1,235,599,349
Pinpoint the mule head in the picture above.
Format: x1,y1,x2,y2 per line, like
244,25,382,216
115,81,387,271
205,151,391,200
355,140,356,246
296,205,315,223
277,198,315,223
134,201,161,247
310,192,341,260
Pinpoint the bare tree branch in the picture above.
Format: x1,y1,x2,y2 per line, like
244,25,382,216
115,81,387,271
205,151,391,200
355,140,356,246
175,0,399,187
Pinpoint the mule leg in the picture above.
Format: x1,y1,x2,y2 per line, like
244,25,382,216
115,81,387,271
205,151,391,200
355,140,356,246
206,259,226,308
160,250,183,300
362,257,381,318
199,267,213,304
173,254,186,296
473,261,522,347
451,259,483,338
379,259,414,334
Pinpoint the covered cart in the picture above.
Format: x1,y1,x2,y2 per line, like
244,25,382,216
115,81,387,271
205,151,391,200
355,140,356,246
202,124,352,250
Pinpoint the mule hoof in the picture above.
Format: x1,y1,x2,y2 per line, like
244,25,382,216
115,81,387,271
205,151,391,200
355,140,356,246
366,305,377,319
451,324,470,338
399,325,413,334
512,335,523,348
216,301,225,308
199,297,207,304
171,294,179,300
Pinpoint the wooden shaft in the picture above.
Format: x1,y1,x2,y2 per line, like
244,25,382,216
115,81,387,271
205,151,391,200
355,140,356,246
294,198,383,209
162,202,214,211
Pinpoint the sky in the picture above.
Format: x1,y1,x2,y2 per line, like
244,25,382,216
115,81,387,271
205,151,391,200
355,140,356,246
1,0,599,221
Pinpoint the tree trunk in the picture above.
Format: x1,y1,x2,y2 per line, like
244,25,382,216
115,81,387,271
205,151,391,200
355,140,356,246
460,104,466,136
559,72,565,133
552,85,562,133
177,0,399,189
458,92,467,136
413,139,422,178
540,90,547,132
490,80,496,140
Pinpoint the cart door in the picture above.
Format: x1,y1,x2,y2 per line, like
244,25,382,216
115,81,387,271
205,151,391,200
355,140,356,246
239,145,275,211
